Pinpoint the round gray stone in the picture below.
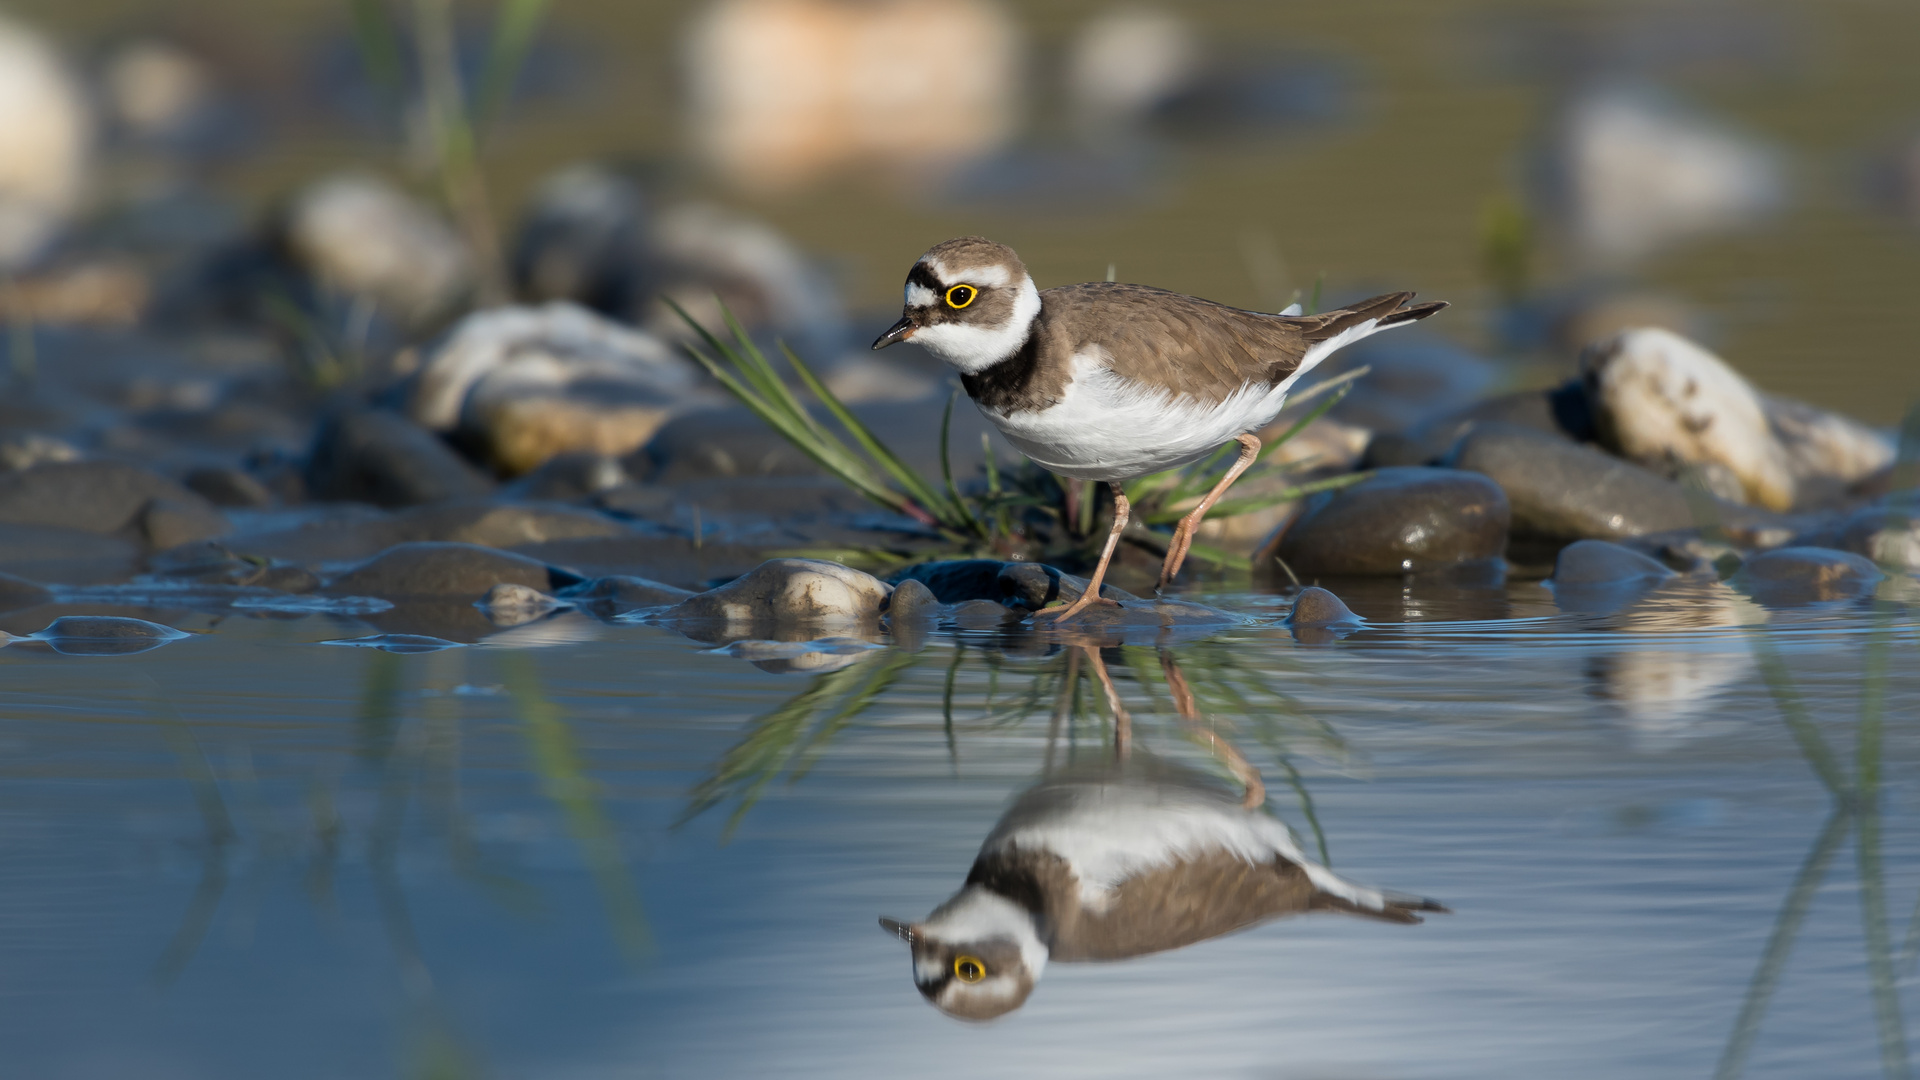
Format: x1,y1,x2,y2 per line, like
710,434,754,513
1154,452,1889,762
1275,467,1509,575
1734,546,1883,605
324,542,582,600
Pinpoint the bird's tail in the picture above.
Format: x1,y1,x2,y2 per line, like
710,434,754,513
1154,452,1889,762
1310,889,1451,925
1291,291,1448,343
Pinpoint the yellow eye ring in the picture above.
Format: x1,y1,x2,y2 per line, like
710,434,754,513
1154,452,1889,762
953,955,987,983
945,284,977,309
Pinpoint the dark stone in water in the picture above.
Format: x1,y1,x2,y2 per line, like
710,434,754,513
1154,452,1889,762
1272,467,1508,576
1449,423,1698,541
995,563,1136,611
31,615,190,656
320,633,464,654
1287,586,1360,626
147,541,322,592
883,577,939,620
324,542,584,600
0,461,228,542
0,570,52,612
1365,381,1597,469
305,409,495,508
890,559,1016,604
556,574,694,617
184,466,276,509
951,599,1020,628
1733,546,1883,605
1551,540,1679,588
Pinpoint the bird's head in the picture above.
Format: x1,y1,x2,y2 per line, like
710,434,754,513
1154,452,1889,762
879,887,1047,1021
872,236,1041,375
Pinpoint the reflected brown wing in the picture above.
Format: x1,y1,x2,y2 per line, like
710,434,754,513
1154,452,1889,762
1046,851,1322,961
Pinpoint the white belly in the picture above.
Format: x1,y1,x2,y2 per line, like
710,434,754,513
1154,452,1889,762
981,358,1306,481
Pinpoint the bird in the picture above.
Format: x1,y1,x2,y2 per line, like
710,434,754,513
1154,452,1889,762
879,756,1445,1021
872,236,1446,620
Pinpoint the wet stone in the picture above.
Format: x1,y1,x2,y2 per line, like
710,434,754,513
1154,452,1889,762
556,575,694,617
1733,546,1883,606
476,583,567,628
305,409,495,509
1449,423,1698,541
323,542,584,601
1271,467,1508,576
1287,586,1360,626
889,559,1013,604
138,496,231,549
1551,540,1680,588
662,558,892,629
147,541,321,592
29,615,190,656
950,599,1020,628
995,562,1134,611
0,460,227,539
500,452,633,502
183,465,275,509
1799,505,1920,573
882,577,940,621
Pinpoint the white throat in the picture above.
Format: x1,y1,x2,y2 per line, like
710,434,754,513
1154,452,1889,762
912,275,1041,375
920,885,1049,978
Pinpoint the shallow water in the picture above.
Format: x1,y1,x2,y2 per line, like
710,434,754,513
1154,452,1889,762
3,585,1916,1079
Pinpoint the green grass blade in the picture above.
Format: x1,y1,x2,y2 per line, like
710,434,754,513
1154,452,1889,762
938,391,986,535
1142,472,1368,525
348,0,407,108
474,0,551,130
780,342,958,525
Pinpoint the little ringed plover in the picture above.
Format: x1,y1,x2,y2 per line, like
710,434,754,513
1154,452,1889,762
873,237,1446,619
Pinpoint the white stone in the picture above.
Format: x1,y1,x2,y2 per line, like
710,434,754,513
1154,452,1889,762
285,172,474,325
0,15,90,269
646,201,846,354
411,302,705,474
1583,327,1797,511
1762,394,1897,504
1065,7,1199,129
476,582,566,628
683,0,1020,191
1550,84,1781,266
103,40,211,140
665,558,893,627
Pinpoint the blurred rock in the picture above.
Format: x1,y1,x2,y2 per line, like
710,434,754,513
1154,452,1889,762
101,39,212,144
1551,539,1678,588
306,409,495,508
1368,380,1596,468
1450,423,1699,541
1763,394,1898,508
1065,7,1199,133
147,540,320,591
184,465,275,509
0,569,51,611
500,452,632,501
1583,327,1794,510
556,574,693,617
0,460,227,541
0,433,79,471
512,163,651,315
662,557,892,628
476,582,566,628
888,559,1012,603
1316,335,1500,435
397,501,630,546
1544,83,1782,267
1733,546,1882,605
645,202,847,357
284,172,474,326
1797,504,1920,572
683,0,1020,192
817,352,941,404
1266,467,1508,576
883,576,939,620
0,523,141,583
0,257,148,325
323,541,583,601
0,15,89,269
410,302,699,476
993,562,1135,611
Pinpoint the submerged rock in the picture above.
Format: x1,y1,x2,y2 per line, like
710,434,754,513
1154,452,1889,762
0,461,228,543
1551,539,1679,588
0,569,51,611
556,574,694,617
323,542,583,601
1286,585,1362,643
475,582,567,628
410,302,701,475
284,172,474,325
183,465,275,509
1269,467,1508,576
1733,546,1883,605
662,558,891,628
305,409,495,508
1450,423,1699,541
883,576,939,620
1584,328,1795,510
1803,505,1920,572
28,615,189,656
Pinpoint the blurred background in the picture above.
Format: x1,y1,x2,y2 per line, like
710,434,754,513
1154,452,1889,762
2,0,1918,423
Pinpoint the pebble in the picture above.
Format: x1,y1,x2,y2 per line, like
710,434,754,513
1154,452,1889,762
1286,585,1361,644
1065,7,1199,132
475,583,568,628
511,162,651,316
0,569,51,611
1449,422,1699,541
1582,327,1796,510
1810,505,1920,572
0,461,228,544
183,466,276,509
661,558,892,628
409,302,701,476
1268,467,1508,576
284,172,474,325
1551,539,1680,588
883,577,940,620
304,409,495,508
0,14,89,269
1733,546,1883,605
557,575,694,617
323,542,584,601
500,452,633,502
29,615,189,656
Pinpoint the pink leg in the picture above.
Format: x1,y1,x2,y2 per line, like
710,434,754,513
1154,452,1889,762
1159,650,1264,808
1038,488,1130,622
1081,646,1131,761
1158,434,1262,592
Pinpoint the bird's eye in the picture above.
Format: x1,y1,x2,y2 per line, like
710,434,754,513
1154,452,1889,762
945,284,977,309
953,955,986,983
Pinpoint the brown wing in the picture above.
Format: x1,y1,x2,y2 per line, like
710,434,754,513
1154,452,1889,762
1044,850,1321,961
1035,284,1446,408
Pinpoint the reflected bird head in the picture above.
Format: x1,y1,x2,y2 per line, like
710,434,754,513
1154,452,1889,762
878,886,1048,1021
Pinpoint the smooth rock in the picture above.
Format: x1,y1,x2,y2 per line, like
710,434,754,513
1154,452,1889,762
305,410,495,508
0,569,51,611
0,14,89,268
147,540,320,591
1763,395,1897,507
0,432,80,471
476,582,567,628
410,302,701,475
184,466,275,509
1286,586,1360,626
392,501,630,547
500,452,632,502
995,562,1136,611
1798,505,1920,573
1065,6,1199,131
138,497,230,549
323,542,583,600
556,574,694,617
1551,539,1680,588
284,172,474,325
101,38,213,144
950,598,1019,628
1370,380,1596,468
31,615,188,656
0,461,227,539
663,558,891,627
1269,467,1508,576
1450,423,1699,541
644,202,849,357
883,576,939,620
511,162,651,316
0,522,141,583
1583,327,1795,510
1733,546,1883,605
889,559,1013,603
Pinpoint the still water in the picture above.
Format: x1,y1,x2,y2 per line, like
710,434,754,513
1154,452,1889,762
2,584,1915,1078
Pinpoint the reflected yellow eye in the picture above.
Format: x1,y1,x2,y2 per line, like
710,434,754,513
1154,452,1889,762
953,955,987,983
945,284,977,309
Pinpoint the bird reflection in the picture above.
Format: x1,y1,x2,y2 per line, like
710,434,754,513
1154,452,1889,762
880,646,1444,1021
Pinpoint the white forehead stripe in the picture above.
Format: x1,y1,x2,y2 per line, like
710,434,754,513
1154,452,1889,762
906,283,936,308
916,257,1011,289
